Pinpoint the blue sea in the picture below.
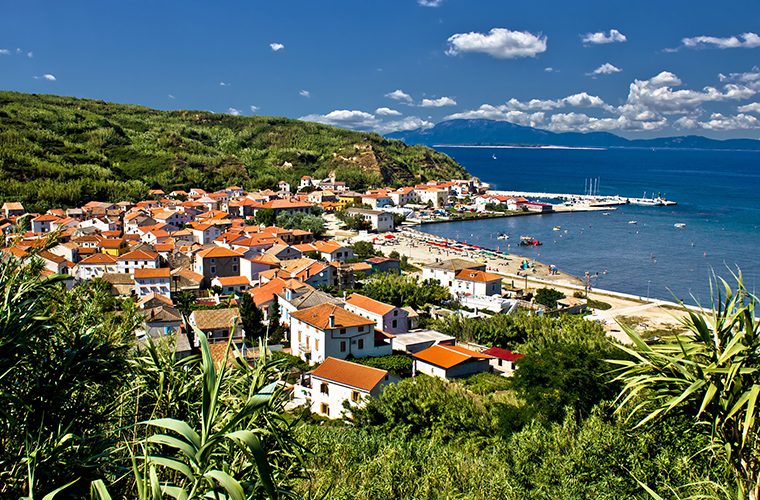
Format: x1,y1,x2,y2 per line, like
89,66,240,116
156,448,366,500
419,146,760,304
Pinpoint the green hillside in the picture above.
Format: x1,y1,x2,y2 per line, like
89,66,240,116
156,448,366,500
0,91,468,211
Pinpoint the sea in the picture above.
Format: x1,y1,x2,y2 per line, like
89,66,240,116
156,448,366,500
418,146,760,305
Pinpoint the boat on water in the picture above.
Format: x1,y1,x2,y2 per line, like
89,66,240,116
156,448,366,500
674,223,686,229
492,154,497,160
519,236,542,246
497,233,509,240
552,226,561,231
628,220,638,225
602,212,609,216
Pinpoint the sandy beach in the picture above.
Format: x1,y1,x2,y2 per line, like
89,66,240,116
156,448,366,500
326,217,690,343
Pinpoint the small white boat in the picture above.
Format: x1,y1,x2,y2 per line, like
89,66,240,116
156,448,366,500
674,223,686,229
492,154,497,160
497,233,509,240
552,226,561,231
602,212,609,216
628,220,638,225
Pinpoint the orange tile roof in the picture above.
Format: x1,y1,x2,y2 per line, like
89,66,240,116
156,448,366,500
118,249,159,261
214,275,250,286
412,344,494,369
312,240,345,253
196,246,244,259
290,303,374,330
454,269,503,283
310,357,388,392
134,268,171,279
79,253,118,265
99,238,125,249
345,293,395,316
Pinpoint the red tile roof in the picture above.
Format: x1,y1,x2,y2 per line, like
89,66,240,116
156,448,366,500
310,357,388,392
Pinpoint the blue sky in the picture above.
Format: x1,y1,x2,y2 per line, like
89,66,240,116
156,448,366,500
2,0,760,139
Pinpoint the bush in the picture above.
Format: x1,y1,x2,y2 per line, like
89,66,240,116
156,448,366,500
352,354,413,377
534,287,565,309
460,372,512,395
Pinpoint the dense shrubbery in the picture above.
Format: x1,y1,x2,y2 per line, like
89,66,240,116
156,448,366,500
357,273,451,308
351,354,413,377
0,91,466,211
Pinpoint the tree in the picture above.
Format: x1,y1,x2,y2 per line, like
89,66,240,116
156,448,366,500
336,212,370,231
175,291,196,318
275,211,325,236
351,240,378,260
359,273,451,309
534,287,565,310
254,208,276,227
613,278,760,499
238,292,265,341
268,294,286,344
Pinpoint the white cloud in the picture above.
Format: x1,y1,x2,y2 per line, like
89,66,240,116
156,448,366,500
219,81,230,86
385,89,413,103
376,107,402,116
544,67,556,72
270,42,285,52
419,96,457,107
446,106,546,127
681,32,760,50
696,113,760,130
418,0,442,6
738,102,760,114
0,49,9,55
299,89,311,98
446,27,547,59
250,105,259,113
300,109,433,134
37,74,56,81
168,94,176,99
27,51,33,58
227,107,242,116
582,29,627,45
501,92,613,112
589,63,622,76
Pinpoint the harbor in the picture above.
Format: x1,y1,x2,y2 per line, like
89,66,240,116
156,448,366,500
487,190,677,207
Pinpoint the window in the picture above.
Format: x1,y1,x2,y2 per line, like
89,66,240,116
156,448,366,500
340,328,346,335
351,391,361,403
391,319,397,328
320,403,329,416
358,326,365,332
210,258,216,264
232,265,238,273
315,339,320,351
210,266,216,274
357,339,364,350
340,341,346,353
320,383,329,395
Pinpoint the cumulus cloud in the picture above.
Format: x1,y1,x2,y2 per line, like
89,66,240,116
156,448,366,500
695,113,760,130
299,89,311,98
544,67,556,72
738,102,760,114
419,96,457,107
418,0,442,6
227,107,242,116
250,105,259,113
500,92,613,112
270,42,285,51
588,63,622,76
582,29,627,45
681,32,760,50
446,27,547,59
33,73,56,81
0,49,9,55
385,89,413,103
375,107,402,116
300,109,432,134
446,106,546,128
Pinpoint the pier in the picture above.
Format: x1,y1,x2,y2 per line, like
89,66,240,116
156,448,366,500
487,190,677,207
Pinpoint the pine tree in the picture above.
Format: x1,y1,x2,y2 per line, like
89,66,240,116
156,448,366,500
238,292,264,341
268,294,285,343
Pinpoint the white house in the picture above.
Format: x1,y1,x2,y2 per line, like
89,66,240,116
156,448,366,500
211,275,251,295
482,347,524,377
278,288,343,327
345,208,394,232
452,269,503,297
289,303,390,365
295,357,395,419
117,249,161,275
412,344,494,380
133,267,172,298
344,293,410,335
421,259,486,289
76,253,118,280
415,187,448,208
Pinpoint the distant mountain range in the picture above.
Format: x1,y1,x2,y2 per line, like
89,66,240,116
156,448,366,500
386,119,760,151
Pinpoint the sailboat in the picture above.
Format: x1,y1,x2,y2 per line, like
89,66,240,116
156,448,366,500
492,154,497,160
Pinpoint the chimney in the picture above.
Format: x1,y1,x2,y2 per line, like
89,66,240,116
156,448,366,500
328,313,335,328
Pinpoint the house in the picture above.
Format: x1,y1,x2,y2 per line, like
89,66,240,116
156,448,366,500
345,208,394,232
264,244,303,261
211,275,250,295
31,214,59,233
412,344,494,379
190,223,223,245
391,329,456,354
421,259,486,289
117,249,160,275
366,256,401,274
289,303,390,364
344,293,410,335
361,194,392,209
415,187,448,208
76,253,118,280
253,198,313,217
133,267,172,298
278,287,343,327
483,347,524,376
452,269,503,297
251,277,312,321
388,187,417,207
296,357,395,419
35,250,71,275
194,246,244,286
1,202,25,218
99,238,129,256
101,273,135,296
141,305,183,338
295,240,354,263
188,307,244,345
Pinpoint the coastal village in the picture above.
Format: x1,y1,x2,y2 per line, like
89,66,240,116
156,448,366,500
0,176,680,420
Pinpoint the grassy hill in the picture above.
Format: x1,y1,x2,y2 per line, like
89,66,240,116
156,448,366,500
0,91,467,211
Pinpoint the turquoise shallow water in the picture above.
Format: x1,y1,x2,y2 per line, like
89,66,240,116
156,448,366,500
419,147,760,304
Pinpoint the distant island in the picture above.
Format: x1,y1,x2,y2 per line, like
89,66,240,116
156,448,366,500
386,118,760,151
0,92,467,211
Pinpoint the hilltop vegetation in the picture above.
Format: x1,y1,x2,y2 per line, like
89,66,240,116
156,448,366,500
0,91,467,211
